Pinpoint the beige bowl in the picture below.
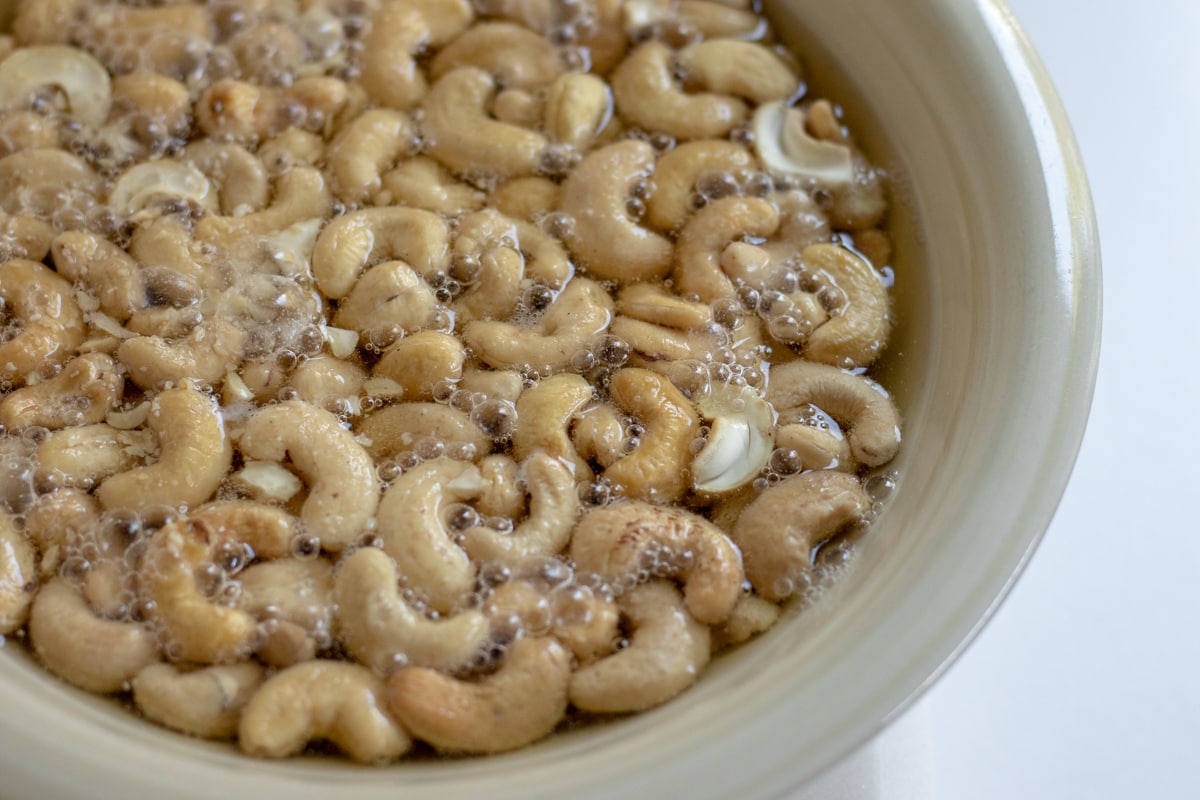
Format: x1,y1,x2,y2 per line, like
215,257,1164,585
0,0,1100,796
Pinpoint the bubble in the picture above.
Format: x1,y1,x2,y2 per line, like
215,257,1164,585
625,197,646,219
444,503,480,532
450,389,480,412
767,313,805,343
415,437,446,460
768,448,804,476
864,472,898,502
471,399,517,440
577,481,611,506
596,335,631,367
570,348,597,372
446,441,478,461
524,284,555,312
377,460,402,483
290,534,321,559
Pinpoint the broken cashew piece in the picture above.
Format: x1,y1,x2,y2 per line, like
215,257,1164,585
753,101,854,188
692,382,775,493
132,662,265,740
239,660,411,763
386,636,571,754
0,259,85,386
0,352,121,430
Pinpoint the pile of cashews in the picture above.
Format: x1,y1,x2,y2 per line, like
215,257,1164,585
0,0,904,762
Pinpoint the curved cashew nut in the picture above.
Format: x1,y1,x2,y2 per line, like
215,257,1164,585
386,636,571,754
462,278,615,374
196,77,351,144
51,231,144,321
0,45,111,126
753,101,854,188
0,111,59,158
450,209,525,322
673,196,780,302
312,207,450,299
774,423,854,474
96,385,232,514
374,332,465,401
732,469,871,600
335,546,491,674
569,581,711,713
571,402,631,470
558,140,673,283
569,499,744,625
379,156,484,216
0,213,55,261
461,453,578,566
611,41,747,141
117,315,246,389
543,72,613,150
0,148,101,225
196,166,332,243
676,40,799,105
35,423,157,492
358,0,474,110
459,368,525,406
28,577,160,693
423,67,549,181
796,244,892,367
356,402,490,463
12,0,87,46
288,355,367,411
239,660,411,763
0,258,85,386
0,353,121,430
374,457,485,613
183,140,271,216
332,260,437,337
488,176,559,222
766,359,901,468
676,0,764,38
713,593,782,650
512,373,595,481
644,140,757,233
325,108,416,205
113,72,192,145
485,579,620,663
430,23,565,91
0,511,35,634
238,401,379,552
132,662,265,740
238,557,335,667
602,368,700,504
108,158,217,219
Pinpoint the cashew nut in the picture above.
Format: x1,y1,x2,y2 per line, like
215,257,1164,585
195,166,332,244
461,453,578,566
117,315,246,389
356,402,490,463
676,40,798,105
488,176,559,222
373,332,464,401
0,510,34,634
35,423,157,492
512,373,595,481
332,260,437,337
543,72,612,150
753,100,854,188
196,77,351,144
287,355,367,411
0,258,85,386
312,207,450,299
51,231,144,322
325,108,416,205
485,578,619,663
430,23,565,91
676,0,763,38
0,45,111,126
644,139,757,232
0,353,121,430
378,156,484,215
132,662,265,740
796,243,891,367
674,196,780,302
108,158,217,218
691,381,775,493
183,140,271,216
386,636,571,754
239,557,335,667
78,3,213,79
358,0,474,110
22,487,97,578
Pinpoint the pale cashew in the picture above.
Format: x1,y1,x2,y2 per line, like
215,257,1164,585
676,40,798,105
0,259,85,386
676,0,763,38
0,212,54,261
0,45,111,126
462,278,615,374
571,402,630,470
374,457,484,613
112,72,192,144
558,140,673,282
0,352,120,430
356,402,490,463
129,216,222,293
335,546,490,674
0,111,59,157
773,424,853,474
616,282,713,330
459,368,525,406
378,156,484,215
78,4,213,79
28,577,160,693
579,0,628,74
96,386,232,514
325,108,416,205
312,207,450,299
450,209,524,322
196,166,332,243
196,77,351,144
332,260,437,337
108,158,218,219
766,359,901,468
644,140,757,232
0,510,34,633
691,382,775,493
23,488,97,578
374,332,464,401
713,592,781,650
51,231,144,322
430,23,565,91
601,368,700,503
461,453,578,566
492,87,542,128
386,636,570,754
358,0,474,110
132,662,265,740
239,660,411,763
543,72,613,150
12,0,87,46
753,101,854,188
474,454,525,520
673,196,780,302
238,402,378,551
259,128,326,173
239,557,335,667
288,355,367,411
511,373,594,481
423,67,549,181
117,315,246,389
795,243,891,367
485,578,620,663
611,42,746,141
569,581,710,712
488,176,559,222
827,148,889,231
732,470,871,600
35,424,157,492
569,499,743,625
183,140,271,216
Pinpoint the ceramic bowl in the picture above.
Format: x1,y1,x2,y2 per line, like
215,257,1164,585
0,0,1100,796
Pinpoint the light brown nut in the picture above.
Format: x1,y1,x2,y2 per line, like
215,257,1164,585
378,156,484,215
492,88,542,128
132,662,265,740
0,259,85,386
569,499,744,625
195,77,351,144
712,592,781,650
288,356,367,411
797,243,891,367
237,401,379,552
312,207,450,299
731,470,871,600
676,40,798,105
828,149,889,231
511,373,595,482
325,108,416,205
128,217,221,293
558,140,673,282
423,67,549,181
358,0,474,110
0,111,59,157
543,72,612,150
611,41,747,141
487,176,559,222
374,332,465,401
78,4,213,79
34,423,156,492
195,166,332,244
568,581,710,713
766,360,901,468
12,0,87,46
0,510,35,634
117,316,246,389
96,386,232,514
676,0,763,38
0,353,121,430
386,636,571,754
239,660,412,763
571,402,630,470
259,128,326,173
239,556,335,664
673,196,780,302
23,488,97,578
51,231,144,322
773,423,853,474
449,209,525,322
643,140,757,232
461,278,615,375
0,213,55,261
28,577,160,693
332,260,437,337
459,368,524,406
430,22,565,91
356,402,490,463
0,45,111,126
334,547,490,674
112,72,192,142
183,140,271,216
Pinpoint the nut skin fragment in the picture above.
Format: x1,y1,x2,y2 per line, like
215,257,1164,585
386,636,571,754
132,662,265,740
569,581,710,713
603,368,700,504
569,499,744,625
732,470,871,601
0,259,85,387
238,660,411,763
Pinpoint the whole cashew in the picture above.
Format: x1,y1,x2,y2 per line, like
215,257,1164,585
96,385,232,514
0,510,35,634
374,332,465,401
461,453,578,566
462,278,615,375
0,213,55,261
325,108,416,205
511,373,595,481
0,353,121,430
334,546,491,674
288,355,367,411
386,636,571,754
228,20,307,86
644,140,757,233
488,176,559,222
114,72,192,145
766,360,901,468
378,156,484,216
183,140,271,216
675,40,799,105
332,260,437,337
78,3,213,79
571,402,631,470
0,259,85,386
356,402,490,463
485,579,620,663
459,368,525,406
713,593,781,650
12,0,87,46
28,577,160,693
117,315,246,389
0,150,97,218
195,166,332,244
196,77,352,144
312,207,450,299
108,158,218,218
797,244,891,367
51,231,144,322
569,499,744,625
673,196,780,302
0,45,111,126
676,0,763,38
558,140,673,282
0,112,59,158
238,660,412,763
569,581,710,713
731,469,871,600
430,23,565,91
132,662,265,740
358,0,474,110
238,401,379,552
35,423,157,492
239,557,335,667
543,72,613,150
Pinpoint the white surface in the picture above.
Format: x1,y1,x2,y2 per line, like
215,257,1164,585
919,1,1200,798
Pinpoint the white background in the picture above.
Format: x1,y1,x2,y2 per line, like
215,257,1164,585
840,1,1200,798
